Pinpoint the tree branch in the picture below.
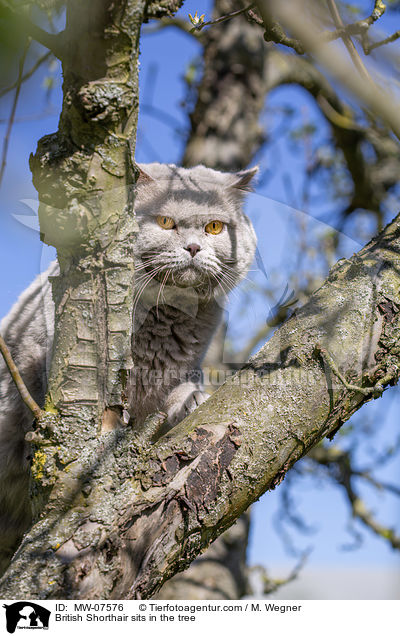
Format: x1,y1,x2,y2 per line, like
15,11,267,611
188,3,255,33
365,30,400,54
255,1,304,54
0,51,53,99
0,2,65,59
268,0,400,141
323,0,386,52
308,444,400,550
0,37,30,187
2,205,400,599
264,48,400,224
0,335,43,420
143,16,206,41
325,0,372,82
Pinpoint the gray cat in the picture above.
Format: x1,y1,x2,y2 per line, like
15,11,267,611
0,162,257,575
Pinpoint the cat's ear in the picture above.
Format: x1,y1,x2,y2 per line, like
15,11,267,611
231,166,259,192
136,165,155,184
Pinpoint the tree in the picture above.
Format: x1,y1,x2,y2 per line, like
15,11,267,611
0,0,400,599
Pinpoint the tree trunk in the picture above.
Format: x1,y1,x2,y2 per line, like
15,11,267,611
1,0,400,602
183,0,266,170
1,200,399,598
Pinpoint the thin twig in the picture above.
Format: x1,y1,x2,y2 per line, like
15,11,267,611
315,344,384,397
0,50,52,99
0,335,43,420
0,38,30,188
323,0,386,47
272,1,400,142
190,3,255,33
326,0,372,82
309,444,400,550
252,546,311,595
353,470,400,497
143,16,206,42
255,1,304,54
365,30,400,54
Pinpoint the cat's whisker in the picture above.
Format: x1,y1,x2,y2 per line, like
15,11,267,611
214,272,240,301
133,266,164,285
209,273,225,301
156,269,170,319
160,270,171,307
135,258,163,271
132,265,167,323
219,262,256,288
214,280,230,301
215,269,238,289
209,271,230,300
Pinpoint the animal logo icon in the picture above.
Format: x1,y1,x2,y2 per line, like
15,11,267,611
3,602,50,633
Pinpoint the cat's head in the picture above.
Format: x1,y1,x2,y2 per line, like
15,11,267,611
133,163,258,302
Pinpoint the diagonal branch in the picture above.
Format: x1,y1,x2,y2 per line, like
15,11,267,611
0,37,30,187
0,2,65,58
326,0,371,82
264,49,400,224
2,205,400,599
0,335,43,420
0,51,53,99
269,0,400,141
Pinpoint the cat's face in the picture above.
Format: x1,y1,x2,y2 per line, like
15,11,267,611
133,163,257,302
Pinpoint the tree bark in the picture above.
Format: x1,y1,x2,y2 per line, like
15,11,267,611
182,0,266,170
1,201,399,598
1,0,400,602
158,0,268,599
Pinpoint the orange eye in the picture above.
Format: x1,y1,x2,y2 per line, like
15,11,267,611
157,215,175,229
205,220,224,235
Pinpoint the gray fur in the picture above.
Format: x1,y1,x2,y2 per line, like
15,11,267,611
0,162,257,575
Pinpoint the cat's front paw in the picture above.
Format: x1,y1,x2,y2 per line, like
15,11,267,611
165,382,209,427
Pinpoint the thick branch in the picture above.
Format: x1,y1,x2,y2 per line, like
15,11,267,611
2,206,400,599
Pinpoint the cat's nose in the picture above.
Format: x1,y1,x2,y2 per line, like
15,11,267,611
185,244,201,258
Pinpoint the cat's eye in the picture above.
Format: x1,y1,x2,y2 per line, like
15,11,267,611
157,215,175,230
205,220,224,235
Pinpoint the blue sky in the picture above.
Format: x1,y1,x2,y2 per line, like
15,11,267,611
0,0,399,596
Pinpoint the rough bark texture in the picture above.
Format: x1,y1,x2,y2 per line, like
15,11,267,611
159,15,400,601
1,206,400,599
23,0,148,570
1,0,400,602
158,0,268,599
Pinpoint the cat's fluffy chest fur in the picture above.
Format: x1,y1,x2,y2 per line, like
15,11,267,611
0,162,257,574
132,299,222,423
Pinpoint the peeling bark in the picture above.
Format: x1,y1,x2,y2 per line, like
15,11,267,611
161,0,268,598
